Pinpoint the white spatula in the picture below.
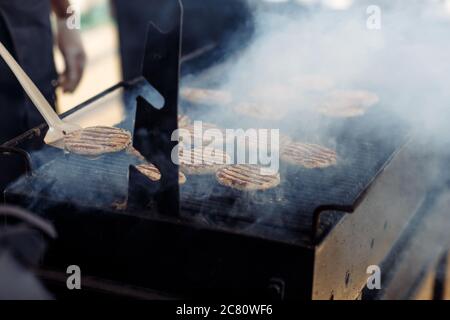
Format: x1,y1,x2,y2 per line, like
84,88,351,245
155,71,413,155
0,41,81,146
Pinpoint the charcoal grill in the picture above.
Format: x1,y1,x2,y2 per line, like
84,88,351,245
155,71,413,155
0,0,440,299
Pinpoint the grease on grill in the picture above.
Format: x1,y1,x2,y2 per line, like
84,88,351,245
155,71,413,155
216,164,281,191
281,141,337,169
64,126,132,156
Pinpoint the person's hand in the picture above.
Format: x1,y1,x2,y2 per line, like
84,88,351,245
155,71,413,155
56,18,86,93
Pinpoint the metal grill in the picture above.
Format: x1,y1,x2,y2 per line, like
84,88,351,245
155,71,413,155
6,98,410,246
1,0,430,299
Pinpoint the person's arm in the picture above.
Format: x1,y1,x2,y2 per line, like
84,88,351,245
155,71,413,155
51,0,72,19
51,0,86,93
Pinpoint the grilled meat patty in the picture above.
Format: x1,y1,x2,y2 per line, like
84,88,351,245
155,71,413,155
179,122,222,147
180,87,233,106
179,147,230,175
216,165,281,191
318,90,379,118
114,162,186,211
230,131,292,160
64,126,132,156
127,147,187,184
281,141,337,169
135,163,187,184
135,163,162,181
234,102,288,121
249,84,298,104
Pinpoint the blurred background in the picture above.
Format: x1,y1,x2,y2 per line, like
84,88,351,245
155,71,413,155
54,0,120,113
55,0,450,114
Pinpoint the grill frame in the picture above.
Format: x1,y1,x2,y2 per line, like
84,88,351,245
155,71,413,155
2,74,428,299
3,135,430,299
1,53,423,300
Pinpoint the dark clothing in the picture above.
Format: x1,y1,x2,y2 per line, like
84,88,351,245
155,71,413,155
112,0,253,80
0,0,57,193
0,0,57,145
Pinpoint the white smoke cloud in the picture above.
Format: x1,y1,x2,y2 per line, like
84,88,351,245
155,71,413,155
208,1,450,142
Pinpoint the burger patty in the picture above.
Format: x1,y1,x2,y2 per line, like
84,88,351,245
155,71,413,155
234,102,287,121
179,122,222,147
281,142,337,169
135,163,187,185
216,165,281,191
180,87,233,106
135,163,161,181
318,105,366,118
318,90,379,118
249,84,297,104
179,147,230,175
64,126,132,156
234,132,292,150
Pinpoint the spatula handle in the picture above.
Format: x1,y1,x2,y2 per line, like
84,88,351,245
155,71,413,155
0,41,64,129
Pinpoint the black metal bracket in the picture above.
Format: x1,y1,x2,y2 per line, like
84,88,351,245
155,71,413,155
127,165,161,211
132,0,183,216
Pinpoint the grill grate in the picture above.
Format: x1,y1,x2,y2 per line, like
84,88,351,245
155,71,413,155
4,76,411,245
7,108,409,245
9,152,140,209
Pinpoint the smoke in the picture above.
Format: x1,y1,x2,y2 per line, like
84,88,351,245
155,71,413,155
188,0,450,142
177,0,450,228
10,1,450,232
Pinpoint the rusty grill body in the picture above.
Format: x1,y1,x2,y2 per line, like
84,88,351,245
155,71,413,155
0,0,438,299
